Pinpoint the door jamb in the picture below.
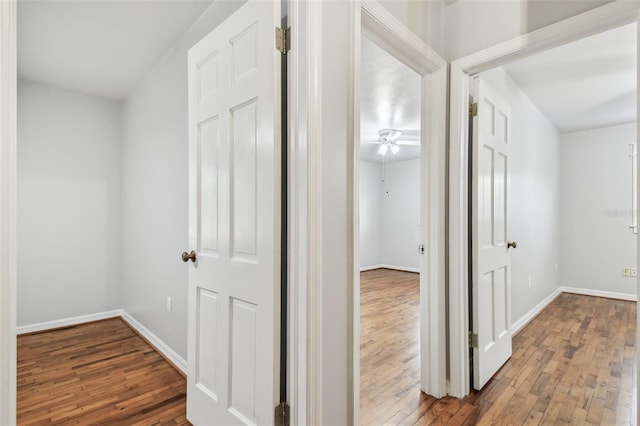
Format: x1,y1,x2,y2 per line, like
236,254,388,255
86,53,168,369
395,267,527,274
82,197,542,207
448,0,640,399
0,0,17,424
286,0,323,424
353,3,448,422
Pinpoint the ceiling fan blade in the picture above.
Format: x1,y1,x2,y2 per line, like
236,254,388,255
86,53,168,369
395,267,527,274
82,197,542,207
378,128,420,142
394,130,420,140
395,140,420,146
378,128,402,141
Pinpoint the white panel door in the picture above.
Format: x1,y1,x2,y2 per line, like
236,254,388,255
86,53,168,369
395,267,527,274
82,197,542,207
471,77,512,390
186,1,280,424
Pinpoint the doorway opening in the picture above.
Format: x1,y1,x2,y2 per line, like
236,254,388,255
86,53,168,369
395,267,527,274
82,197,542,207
449,5,640,399
351,3,448,423
462,19,637,420
358,33,424,423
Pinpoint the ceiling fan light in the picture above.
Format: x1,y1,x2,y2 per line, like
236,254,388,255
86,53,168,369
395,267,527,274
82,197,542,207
377,144,389,156
389,143,400,154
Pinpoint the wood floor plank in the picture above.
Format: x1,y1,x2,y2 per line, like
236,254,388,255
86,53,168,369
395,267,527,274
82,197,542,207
17,318,189,425
360,269,637,425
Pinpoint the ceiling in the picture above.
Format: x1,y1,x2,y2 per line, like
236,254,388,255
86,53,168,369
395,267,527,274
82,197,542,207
18,0,213,101
501,23,637,134
360,36,421,163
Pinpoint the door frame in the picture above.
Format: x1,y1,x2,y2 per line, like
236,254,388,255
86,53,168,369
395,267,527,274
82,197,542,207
0,0,17,423
448,0,640,399
287,0,447,423
352,0,448,417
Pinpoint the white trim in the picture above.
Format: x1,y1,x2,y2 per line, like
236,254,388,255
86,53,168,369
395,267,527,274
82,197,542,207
351,4,361,424
560,286,637,302
353,0,448,405
360,264,384,272
360,0,445,72
359,264,420,273
287,0,307,424
304,0,323,424
448,0,640,399
120,311,187,375
0,0,17,423
454,1,640,76
16,310,123,335
637,19,640,426
511,288,561,336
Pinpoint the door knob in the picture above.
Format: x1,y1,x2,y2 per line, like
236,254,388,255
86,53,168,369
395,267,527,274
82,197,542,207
507,241,517,249
182,250,197,262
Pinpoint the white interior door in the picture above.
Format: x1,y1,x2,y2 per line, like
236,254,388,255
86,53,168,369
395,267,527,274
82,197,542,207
471,76,512,390
186,1,280,424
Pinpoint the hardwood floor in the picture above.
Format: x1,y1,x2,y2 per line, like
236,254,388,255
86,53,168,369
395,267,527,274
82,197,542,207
360,268,637,425
17,318,189,425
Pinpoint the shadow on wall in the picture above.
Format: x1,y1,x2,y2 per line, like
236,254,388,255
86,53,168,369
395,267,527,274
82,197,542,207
525,0,614,33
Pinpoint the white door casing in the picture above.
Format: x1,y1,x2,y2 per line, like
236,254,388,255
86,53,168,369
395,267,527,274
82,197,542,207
186,1,281,424
471,77,512,390
448,1,640,399
0,0,17,424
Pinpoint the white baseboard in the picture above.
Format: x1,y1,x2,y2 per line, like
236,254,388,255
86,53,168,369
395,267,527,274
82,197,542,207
360,264,384,272
360,264,420,273
120,311,187,375
16,310,123,335
17,309,187,376
511,288,561,335
512,285,638,336
560,286,637,302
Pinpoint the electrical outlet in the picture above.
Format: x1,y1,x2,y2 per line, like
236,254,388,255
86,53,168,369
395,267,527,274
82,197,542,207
166,296,172,314
528,277,532,289
632,268,638,277
623,267,631,277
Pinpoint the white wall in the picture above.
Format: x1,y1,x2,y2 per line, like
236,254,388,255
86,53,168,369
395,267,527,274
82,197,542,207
381,159,420,270
445,0,613,60
359,160,382,267
378,0,446,58
560,123,637,295
359,158,421,271
120,1,245,360
480,67,561,324
17,80,121,326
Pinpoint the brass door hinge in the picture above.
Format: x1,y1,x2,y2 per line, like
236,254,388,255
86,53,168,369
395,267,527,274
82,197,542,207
469,332,478,348
469,102,478,117
275,401,290,426
275,27,291,54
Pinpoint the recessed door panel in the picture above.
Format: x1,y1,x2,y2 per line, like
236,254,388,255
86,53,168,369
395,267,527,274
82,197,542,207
196,288,219,400
198,53,219,103
231,100,258,259
228,298,258,424
481,145,494,248
230,24,258,83
199,117,220,253
495,153,507,246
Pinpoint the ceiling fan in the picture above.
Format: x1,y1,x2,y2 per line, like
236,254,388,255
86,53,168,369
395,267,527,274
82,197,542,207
364,128,420,156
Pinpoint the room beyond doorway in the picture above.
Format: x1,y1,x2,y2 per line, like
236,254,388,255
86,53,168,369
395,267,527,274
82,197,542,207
359,269,423,423
358,30,425,421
